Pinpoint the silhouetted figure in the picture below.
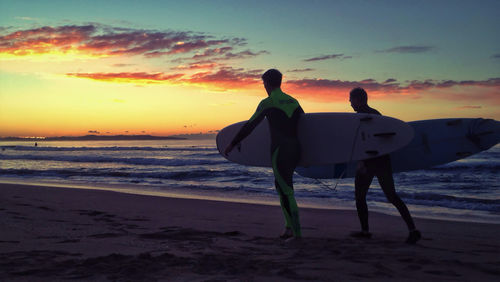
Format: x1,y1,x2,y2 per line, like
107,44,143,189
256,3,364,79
349,87,421,244
34,142,38,147
225,69,304,240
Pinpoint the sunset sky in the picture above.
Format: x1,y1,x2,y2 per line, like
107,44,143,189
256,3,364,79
1,0,499,137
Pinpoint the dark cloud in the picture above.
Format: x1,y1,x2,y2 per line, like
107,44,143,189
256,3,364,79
175,48,268,62
88,130,100,134
222,50,269,60
288,68,315,73
304,54,346,62
455,105,482,109
376,45,435,53
492,53,500,59
191,47,234,59
384,78,397,83
287,78,391,92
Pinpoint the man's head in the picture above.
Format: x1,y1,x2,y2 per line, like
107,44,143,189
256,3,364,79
262,69,282,95
349,87,368,112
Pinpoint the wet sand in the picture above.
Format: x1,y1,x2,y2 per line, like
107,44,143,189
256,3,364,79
1,182,499,281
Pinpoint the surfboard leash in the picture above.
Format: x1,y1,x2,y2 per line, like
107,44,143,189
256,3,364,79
312,115,366,192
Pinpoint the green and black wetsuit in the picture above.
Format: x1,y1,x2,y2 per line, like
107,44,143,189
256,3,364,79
230,88,304,236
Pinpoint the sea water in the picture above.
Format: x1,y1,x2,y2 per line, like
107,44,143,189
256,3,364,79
0,140,498,224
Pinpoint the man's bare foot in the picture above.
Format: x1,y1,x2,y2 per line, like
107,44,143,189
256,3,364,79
280,228,293,239
284,236,302,245
349,230,372,239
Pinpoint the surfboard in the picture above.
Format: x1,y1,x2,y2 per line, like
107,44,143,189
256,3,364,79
216,113,414,167
295,118,500,179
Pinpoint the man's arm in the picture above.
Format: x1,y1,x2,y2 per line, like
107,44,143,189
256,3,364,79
225,101,268,156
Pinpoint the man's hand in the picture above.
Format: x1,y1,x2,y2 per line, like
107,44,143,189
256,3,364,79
224,144,235,156
357,161,367,174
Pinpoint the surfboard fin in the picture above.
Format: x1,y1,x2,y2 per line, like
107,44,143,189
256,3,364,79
446,119,463,126
474,131,493,136
374,132,396,137
365,150,379,156
456,152,472,157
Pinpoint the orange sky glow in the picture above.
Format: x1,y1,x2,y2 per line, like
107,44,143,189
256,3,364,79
1,20,499,137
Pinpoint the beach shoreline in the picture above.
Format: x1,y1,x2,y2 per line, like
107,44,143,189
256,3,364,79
1,182,499,281
1,178,498,225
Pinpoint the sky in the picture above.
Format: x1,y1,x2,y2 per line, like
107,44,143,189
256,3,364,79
0,0,499,137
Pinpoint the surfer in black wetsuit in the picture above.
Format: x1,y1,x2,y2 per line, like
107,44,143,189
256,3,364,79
349,87,421,244
225,69,304,240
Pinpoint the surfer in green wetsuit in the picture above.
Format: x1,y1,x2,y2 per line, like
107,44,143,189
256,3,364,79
224,69,304,240
349,87,421,244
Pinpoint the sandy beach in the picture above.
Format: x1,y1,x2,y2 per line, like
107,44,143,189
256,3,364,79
0,182,499,281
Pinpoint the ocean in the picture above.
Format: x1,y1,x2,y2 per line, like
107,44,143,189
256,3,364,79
1,139,499,224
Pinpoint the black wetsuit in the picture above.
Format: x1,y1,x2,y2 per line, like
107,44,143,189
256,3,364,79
355,105,416,232
230,88,304,236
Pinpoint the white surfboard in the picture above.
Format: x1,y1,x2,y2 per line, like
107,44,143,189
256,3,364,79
216,113,414,167
295,118,500,179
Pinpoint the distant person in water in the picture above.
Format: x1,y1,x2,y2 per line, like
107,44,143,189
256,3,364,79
349,87,421,244
225,69,304,240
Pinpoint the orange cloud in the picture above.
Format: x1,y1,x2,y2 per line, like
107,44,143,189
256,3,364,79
0,24,254,59
64,66,500,104
0,25,95,56
66,72,184,84
183,67,261,90
286,77,500,103
65,67,262,90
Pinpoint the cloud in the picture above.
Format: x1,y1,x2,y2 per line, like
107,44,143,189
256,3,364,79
66,72,185,84
14,16,39,21
286,77,500,102
112,63,135,67
88,130,100,134
181,67,262,90
171,62,218,70
455,105,482,109
304,53,348,62
65,64,500,103
173,48,268,63
0,24,246,58
0,25,96,56
376,45,435,53
288,68,315,73
222,50,269,60
191,46,234,59
65,67,263,90
492,53,500,59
